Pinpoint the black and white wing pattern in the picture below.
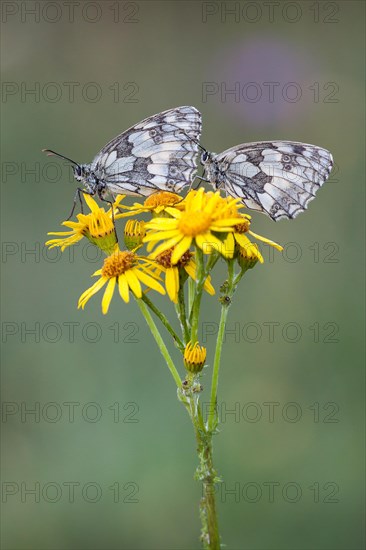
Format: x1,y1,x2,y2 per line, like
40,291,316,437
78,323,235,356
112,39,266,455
90,106,202,196
202,141,333,220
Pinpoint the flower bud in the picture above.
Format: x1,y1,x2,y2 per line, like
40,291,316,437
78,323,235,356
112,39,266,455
184,341,207,374
87,211,118,254
124,220,146,250
237,242,262,271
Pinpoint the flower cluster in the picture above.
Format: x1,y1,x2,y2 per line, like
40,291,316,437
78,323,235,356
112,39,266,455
46,189,282,315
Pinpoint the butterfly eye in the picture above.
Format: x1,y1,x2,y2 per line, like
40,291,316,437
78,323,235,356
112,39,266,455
201,151,209,163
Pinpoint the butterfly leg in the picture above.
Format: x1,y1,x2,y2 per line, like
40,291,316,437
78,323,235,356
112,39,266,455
97,189,119,244
67,187,93,220
191,174,211,190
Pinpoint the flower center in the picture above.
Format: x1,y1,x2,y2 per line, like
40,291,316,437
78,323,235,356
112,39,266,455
178,211,212,236
234,218,251,233
144,191,181,209
102,251,136,278
156,248,193,268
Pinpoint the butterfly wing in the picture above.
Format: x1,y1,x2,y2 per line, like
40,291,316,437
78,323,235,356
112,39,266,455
90,106,202,196
210,141,333,220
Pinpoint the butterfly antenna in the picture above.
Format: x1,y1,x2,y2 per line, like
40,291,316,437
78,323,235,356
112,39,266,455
179,131,207,153
42,149,80,167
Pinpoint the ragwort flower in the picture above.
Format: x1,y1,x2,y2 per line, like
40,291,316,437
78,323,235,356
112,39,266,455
144,188,244,264
78,247,165,314
184,341,207,374
124,219,146,250
117,191,185,218
224,214,283,265
46,193,125,254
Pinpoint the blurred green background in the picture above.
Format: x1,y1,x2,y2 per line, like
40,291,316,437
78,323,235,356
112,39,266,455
1,1,365,549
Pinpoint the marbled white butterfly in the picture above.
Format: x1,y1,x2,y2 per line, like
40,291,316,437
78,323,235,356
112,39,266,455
200,141,333,220
43,106,202,213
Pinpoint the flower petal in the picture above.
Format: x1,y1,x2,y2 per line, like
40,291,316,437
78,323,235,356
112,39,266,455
125,269,142,298
78,277,107,309
118,274,130,302
143,229,180,242
84,194,100,212
145,218,178,231
203,276,215,295
196,233,227,256
224,232,235,256
101,277,116,314
136,270,166,295
166,267,178,302
211,218,244,230
234,233,252,249
183,261,198,283
171,235,192,264
163,207,182,219
185,261,215,295
249,230,283,251
47,230,74,236
149,235,184,258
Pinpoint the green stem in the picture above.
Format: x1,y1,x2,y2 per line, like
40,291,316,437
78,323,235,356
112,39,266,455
190,251,220,339
192,409,220,549
181,386,220,550
207,260,235,433
141,294,184,352
137,298,182,388
188,278,195,317
233,267,248,288
190,246,205,342
199,435,220,550
175,280,190,345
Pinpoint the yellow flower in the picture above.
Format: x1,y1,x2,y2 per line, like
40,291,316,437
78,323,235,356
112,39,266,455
237,240,263,269
116,191,184,218
78,247,165,314
223,214,283,265
124,219,146,250
144,189,244,264
154,248,215,303
46,194,125,254
184,341,207,374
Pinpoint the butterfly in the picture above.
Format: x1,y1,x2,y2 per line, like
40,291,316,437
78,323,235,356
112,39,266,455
199,141,333,220
43,105,202,214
